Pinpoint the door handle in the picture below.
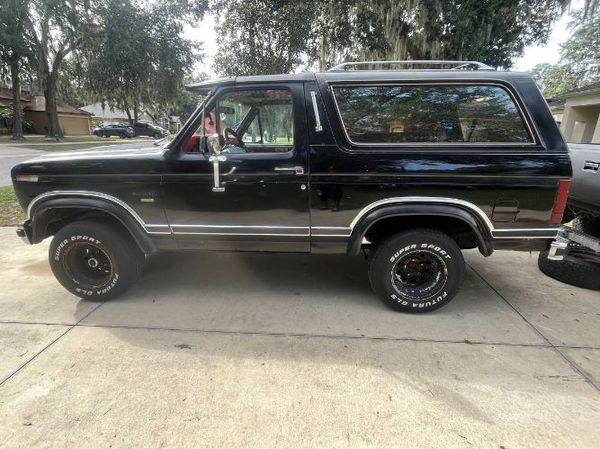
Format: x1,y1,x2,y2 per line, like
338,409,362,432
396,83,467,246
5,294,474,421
274,166,304,175
583,161,599,172
209,154,227,192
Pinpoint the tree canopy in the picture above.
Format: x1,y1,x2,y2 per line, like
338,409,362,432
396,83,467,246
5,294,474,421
212,0,316,76
530,7,600,97
83,0,200,123
211,0,580,76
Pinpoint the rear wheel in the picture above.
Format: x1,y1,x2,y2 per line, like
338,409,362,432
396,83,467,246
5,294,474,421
368,229,465,313
49,220,144,300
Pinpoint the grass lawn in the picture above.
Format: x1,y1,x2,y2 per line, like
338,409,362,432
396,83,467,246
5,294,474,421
0,186,26,226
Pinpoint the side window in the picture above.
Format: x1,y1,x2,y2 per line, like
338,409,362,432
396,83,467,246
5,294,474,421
219,89,294,153
189,89,293,155
332,84,533,145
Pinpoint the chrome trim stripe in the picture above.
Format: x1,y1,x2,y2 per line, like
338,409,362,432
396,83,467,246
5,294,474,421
28,190,147,227
491,228,560,239
310,90,323,132
311,226,352,237
170,224,309,230
329,81,538,147
172,231,310,237
27,190,172,236
311,234,352,238
349,196,495,232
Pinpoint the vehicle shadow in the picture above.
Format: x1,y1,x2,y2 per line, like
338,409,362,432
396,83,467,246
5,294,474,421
136,251,373,302
71,249,527,355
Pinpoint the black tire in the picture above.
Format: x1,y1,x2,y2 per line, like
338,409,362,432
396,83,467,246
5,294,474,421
154,132,161,139
49,220,144,300
119,132,126,139
368,229,465,313
538,250,600,290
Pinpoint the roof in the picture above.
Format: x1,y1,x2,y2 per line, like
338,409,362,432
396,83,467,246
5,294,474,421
24,96,91,116
555,81,600,99
186,73,315,92
186,70,530,92
0,86,30,103
80,103,152,121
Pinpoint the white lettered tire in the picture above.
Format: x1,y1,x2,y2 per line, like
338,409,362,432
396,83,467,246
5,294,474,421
49,220,144,300
368,229,465,313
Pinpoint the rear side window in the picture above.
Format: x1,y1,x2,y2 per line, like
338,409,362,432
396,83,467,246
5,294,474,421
332,84,533,145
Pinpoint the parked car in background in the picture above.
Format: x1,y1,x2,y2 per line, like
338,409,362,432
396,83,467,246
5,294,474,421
567,144,600,234
133,122,166,138
93,123,135,138
538,143,600,290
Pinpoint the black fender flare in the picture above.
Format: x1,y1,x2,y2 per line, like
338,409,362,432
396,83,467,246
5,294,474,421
347,204,494,256
28,196,158,255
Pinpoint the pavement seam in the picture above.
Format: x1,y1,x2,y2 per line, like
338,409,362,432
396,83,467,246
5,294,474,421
8,317,600,349
468,263,600,394
0,302,105,387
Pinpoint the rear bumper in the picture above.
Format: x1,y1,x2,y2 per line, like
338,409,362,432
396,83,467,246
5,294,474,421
16,221,33,244
548,227,600,261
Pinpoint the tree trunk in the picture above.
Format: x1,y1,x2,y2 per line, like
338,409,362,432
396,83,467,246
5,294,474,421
10,61,24,141
44,72,62,139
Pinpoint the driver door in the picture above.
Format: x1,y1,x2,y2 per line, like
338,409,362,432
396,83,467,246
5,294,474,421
161,83,310,252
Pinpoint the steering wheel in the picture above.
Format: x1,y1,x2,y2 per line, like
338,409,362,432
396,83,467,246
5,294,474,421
223,127,245,149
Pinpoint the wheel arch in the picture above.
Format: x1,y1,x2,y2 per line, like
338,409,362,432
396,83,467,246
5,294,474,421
28,194,158,255
347,202,494,256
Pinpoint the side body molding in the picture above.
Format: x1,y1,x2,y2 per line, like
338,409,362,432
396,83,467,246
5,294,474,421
347,200,495,256
27,191,159,255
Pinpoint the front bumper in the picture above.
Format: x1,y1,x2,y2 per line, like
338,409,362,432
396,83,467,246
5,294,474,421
16,220,33,244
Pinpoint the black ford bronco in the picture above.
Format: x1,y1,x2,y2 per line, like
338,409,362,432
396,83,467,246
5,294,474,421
12,61,572,313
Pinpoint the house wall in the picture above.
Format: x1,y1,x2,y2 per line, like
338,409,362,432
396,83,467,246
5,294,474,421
25,111,91,136
560,92,600,144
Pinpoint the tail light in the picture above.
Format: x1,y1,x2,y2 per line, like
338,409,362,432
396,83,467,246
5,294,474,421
550,178,571,225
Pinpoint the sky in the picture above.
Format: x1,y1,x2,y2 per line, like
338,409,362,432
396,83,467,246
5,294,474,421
185,1,584,77
513,0,584,71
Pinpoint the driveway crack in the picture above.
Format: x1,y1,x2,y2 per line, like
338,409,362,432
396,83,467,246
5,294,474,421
0,302,106,387
468,263,600,393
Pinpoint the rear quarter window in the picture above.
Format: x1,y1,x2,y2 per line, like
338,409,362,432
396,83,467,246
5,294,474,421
332,84,533,145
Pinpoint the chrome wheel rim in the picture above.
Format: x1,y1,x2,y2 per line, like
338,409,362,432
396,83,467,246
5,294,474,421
390,250,448,301
62,242,114,289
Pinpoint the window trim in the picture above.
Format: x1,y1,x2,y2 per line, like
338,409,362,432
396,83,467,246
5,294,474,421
329,81,539,148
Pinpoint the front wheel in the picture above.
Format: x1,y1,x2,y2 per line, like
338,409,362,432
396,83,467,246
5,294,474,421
49,220,144,300
368,229,465,313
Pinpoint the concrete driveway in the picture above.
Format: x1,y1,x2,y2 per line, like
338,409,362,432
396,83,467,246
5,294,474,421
0,227,599,448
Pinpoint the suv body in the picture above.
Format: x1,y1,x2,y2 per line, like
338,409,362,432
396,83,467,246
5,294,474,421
133,122,166,138
93,123,135,138
12,63,572,312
